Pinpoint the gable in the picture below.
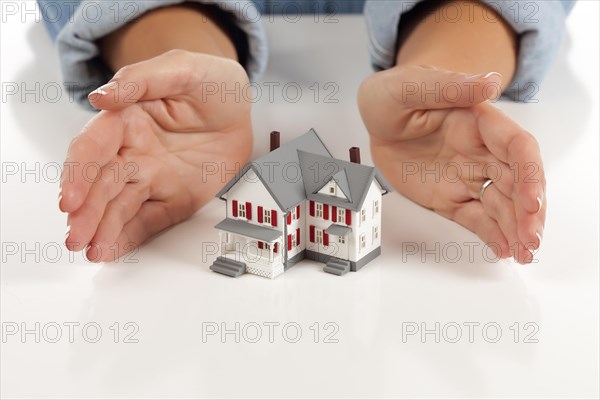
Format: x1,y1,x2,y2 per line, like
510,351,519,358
216,129,332,212
316,173,350,201
225,169,280,214
298,150,378,211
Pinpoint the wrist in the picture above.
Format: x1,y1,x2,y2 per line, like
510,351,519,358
100,4,239,72
395,0,518,90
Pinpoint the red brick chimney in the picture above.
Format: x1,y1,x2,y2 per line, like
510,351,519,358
349,147,361,164
270,131,280,152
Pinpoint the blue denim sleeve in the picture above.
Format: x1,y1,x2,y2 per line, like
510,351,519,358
36,0,268,108
365,0,577,102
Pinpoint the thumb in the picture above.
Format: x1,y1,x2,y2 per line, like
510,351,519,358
87,50,212,111
388,66,504,110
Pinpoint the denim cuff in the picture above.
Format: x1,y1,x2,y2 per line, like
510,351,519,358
364,0,575,102
50,0,267,108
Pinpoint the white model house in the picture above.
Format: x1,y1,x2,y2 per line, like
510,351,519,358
210,129,392,278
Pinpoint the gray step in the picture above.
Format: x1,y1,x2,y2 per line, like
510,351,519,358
210,256,246,277
323,258,351,276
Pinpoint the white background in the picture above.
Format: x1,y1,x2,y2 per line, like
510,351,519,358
1,2,598,398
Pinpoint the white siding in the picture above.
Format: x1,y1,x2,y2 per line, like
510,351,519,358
349,180,383,262
284,202,305,261
225,169,282,228
305,200,350,261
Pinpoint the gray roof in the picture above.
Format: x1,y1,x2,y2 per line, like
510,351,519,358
216,129,331,212
216,129,393,212
297,150,392,211
215,218,282,242
325,224,352,237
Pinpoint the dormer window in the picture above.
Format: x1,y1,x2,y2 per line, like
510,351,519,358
238,203,246,218
328,182,336,196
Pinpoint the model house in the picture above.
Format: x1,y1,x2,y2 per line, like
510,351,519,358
209,129,392,278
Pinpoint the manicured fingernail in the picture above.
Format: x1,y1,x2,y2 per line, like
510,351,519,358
468,72,502,80
65,226,71,243
88,81,117,97
483,72,502,79
534,231,543,250
537,190,545,212
466,73,486,79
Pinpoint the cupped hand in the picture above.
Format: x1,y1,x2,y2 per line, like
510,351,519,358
358,66,546,264
60,50,253,262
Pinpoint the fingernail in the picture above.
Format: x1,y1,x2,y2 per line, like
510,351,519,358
467,72,502,80
58,193,64,212
65,226,71,243
536,192,544,213
466,73,486,79
484,72,502,80
534,231,543,250
88,81,117,97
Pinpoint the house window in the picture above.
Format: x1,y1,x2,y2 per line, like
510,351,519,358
315,229,323,245
360,208,366,226
372,226,379,243
360,234,366,251
291,207,297,220
338,236,345,244
259,241,272,250
337,208,345,223
373,199,380,217
238,203,246,218
316,203,323,218
263,209,271,225
329,182,336,195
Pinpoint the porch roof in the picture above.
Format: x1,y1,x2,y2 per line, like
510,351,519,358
215,218,282,242
325,224,352,237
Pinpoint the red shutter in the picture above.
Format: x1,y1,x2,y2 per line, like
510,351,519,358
258,241,263,249
271,210,277,227
274,243,278,253
332,206,337,222
309,225,315,243
296,228,300,245
346,209,352,225
258,206,263,223
287,213,292,225
309,201,315,217
323,232,329,246
296,205,300,218
288,235,292,251
232,200,238,217
323,204,329,220
246,202,252,220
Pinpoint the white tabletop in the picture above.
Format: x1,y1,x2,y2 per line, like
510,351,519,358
1,3,598,399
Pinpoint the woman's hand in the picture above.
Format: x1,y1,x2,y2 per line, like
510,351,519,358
60,50,253,262
358,66,546,264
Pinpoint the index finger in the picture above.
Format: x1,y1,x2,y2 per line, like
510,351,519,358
60,111,124,213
